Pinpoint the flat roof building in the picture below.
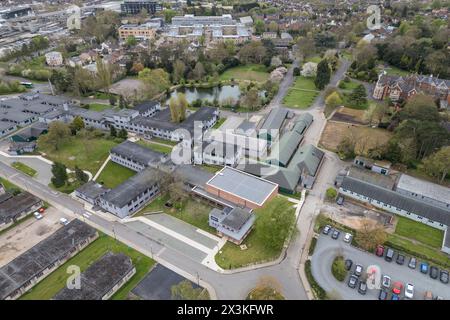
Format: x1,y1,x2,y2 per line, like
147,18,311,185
205,167,278,209
209,207,255,244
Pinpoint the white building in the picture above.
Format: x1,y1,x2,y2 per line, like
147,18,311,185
44,51,63,66
193,140,242,167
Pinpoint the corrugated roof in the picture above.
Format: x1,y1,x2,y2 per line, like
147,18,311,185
267,130,303,167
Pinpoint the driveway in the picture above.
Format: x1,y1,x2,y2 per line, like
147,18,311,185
311,234,450,300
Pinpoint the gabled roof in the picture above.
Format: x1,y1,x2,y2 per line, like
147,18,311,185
267,130,303,167
289,144,324,177
110,140,166,167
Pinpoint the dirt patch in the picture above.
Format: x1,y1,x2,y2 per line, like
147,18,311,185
331,107,368,125
319,121,392,155
35,225,52,236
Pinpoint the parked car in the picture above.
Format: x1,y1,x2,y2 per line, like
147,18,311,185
378,290,388,300
322,225,331,235
343,232,352,243
382,275,391,288
354,264,363,277
408,257,417,269
59,217,69,226
358,281,367,295
33,211,43,220
435,296,444,300
336,196,344,205
385,248,394,262
420,262,429,274
331,229,340,240
391,294,400,300
439,270,449,284
396,254,405,265
375,245,385,257
430,266,439,279
405,283,414,299
344,259,353,271
392,281,403,295
38,207,45,213
348,275,358,289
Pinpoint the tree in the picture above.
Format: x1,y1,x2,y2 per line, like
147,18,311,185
422,146,450,183
293,67,300,76
348,84,367,108
109,95,117,106
295,36,316,60
325,91,343,109
75,166,89,183
301,62,317,77
193,62,205,81
96,58,114,93
399,94,441,123
238,41,267,64
325,188,338,201
171,280,209,300
169,96,180,123
268,21,278,33
247,276,284,300
118,128,128,139
69,116,85,135
168,93,187,122
337,135,356,160
51,162,68,188
172,59,186,84
126,35,137,47
37,121,71,151
110,125,117,137
138,68,171,99
355,219,387,252
254,19,265,35
163,9,176,23
314,59,331,90
240,87,261,110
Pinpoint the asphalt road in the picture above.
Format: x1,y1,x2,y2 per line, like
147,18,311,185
311,233,450,300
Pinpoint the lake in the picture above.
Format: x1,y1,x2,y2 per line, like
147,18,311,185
165,85,241,106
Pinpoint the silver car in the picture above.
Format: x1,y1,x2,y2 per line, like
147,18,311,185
382,275,391,288
408,257,417,269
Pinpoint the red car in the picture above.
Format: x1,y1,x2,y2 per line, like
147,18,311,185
38,208,45,213
375,245,385,257
392,281,403,295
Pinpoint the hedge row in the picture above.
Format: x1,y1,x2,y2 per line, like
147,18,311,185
304,260,327,300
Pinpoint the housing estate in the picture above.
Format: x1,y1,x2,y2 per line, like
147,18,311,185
54,252,135,300
0,219,98,300
373,72,450,108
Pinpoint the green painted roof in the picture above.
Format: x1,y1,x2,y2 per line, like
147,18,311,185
266,130,303,167
289,144,324,176
293,113,313,135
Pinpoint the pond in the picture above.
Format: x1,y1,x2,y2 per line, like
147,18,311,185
164,85,241,106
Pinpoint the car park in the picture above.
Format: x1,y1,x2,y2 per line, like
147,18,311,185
322,225,331,235
354,264,363,277
343,233,352,243
392,281,403,295
382,275,391,288
375,245,384,257
439,270,448,284
408,257,417,269
358,281,367,295
33,212,43,220
396,254,405,265
430,266,439,279
331,230,340,240
420,262,429,274
385,248,394,262
336,196,344,205
405,283,414,299
344,259,353,271
348,275,358,289
378,290,388,300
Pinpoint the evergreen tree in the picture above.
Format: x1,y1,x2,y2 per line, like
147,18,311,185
110,125,117,137
51,162,68,188
75,166,89,183
118,128,128,139
314,59,331,90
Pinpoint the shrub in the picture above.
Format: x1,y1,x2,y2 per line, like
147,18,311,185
308,237,318,256
325,187,337,201
305,260,327,300
331,256,347,282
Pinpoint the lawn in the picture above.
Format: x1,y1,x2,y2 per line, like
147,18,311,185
38,135,119,174
199,164,223,173
135,140,173,155
219,64,269,83
87,103,113,112
395,216,444,249
11,161,37,177
136,194,215,233
0,177,22,193
305,56,322,63
338,79,360,91
215,196,296,269
319,122,393,155
212,117,226,129
382,65,410,76
95,161,136,189
20,233,155,300
283,76,319,109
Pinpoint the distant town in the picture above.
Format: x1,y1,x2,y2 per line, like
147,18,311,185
0,0,449,304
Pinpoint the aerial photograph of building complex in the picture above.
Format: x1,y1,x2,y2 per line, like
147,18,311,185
0,0,449,313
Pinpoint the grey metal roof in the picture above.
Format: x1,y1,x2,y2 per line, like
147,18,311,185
133,100,159,113
260,108,288,132
111,140,166,166
102,168,158,208
174,164,213,187
0,111,35,122
75,181,109,200
0,219,97,300
396,174,450,206
348,166,397,190
206,167,278,206
54,252,134,300
341,176,450,226
0,191,41,223
0,121,16,131
68,106,104,121
221,207,253,231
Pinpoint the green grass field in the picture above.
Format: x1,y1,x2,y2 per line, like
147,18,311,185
87,103,113,112
215,197,296,269
11,162,37,177
95,161,136,189
338,80,360,91
283,76,319,109
219,64,269,83
20,233,155,300
136,140,173,155
38,135,119,174
212,117,226,129
382,65,410,76
395,216,444,249
305,56,322,63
